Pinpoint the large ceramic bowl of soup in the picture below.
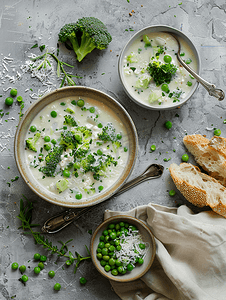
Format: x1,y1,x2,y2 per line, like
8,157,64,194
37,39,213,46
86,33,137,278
118,25,200,110
14,87,138,208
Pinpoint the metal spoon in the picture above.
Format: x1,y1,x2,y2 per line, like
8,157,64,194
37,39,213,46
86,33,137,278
169,33,225,101
41,163,164,233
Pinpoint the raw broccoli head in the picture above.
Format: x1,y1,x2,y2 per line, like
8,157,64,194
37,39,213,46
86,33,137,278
58,17,112,62
58,23,80,53
25,132,41,152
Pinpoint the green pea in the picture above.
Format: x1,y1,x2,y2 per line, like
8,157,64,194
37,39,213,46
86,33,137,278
103,230,108,236
98,242,105,249
119,222,125,227
97,149,103,156
34,253,41,260
100,260,107,266
117,133,122,140
127,263,134,271
96,248,102,253
17,96,23,103
139,243,146,250
116,245,122,251
114,240,120,246
19,265,26,273
111,269,118,276
121,269,127,275
187,81,192,86
102,248,108,255
40,255,47,262
164,55,172,63
63,169,70,177
109,245,115,252
48,270,55,278
75,192,82,200
54,283,61,291
165,121,172,129
115,259,122,266
105,243,111,248
96,253,102,260
30,125,36,132
38,262,44,270
214,129,221,136
50,111,57,118
21,275,28,282
51,139,57,144
182,154,189,162
99,235,105,241
44,136,50,142
5,97,13,106
34,267,41,274
10,88,18,97
169,189,176,196
89,107,95,113
44,143,51,151
109,258,116,266
104,264,111,272
71,100,76,105
98,123,103,128
138,258,144,264
110,232,117,239
103,255,110,261
118,266,124,273
185,58,192,64
115,224,120,230
161,84,170,93
108,223,115,229
150,145,156,151
11,262,19,270
77,99,85,107
104,235,110,242
79,277,87,284
98,186,104,191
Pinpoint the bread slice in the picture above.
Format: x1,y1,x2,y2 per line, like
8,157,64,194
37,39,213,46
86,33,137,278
169,163,226,218
183,134,226,187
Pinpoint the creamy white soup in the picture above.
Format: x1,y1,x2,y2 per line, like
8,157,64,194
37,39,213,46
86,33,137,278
122,32,198,107
25,96,129,202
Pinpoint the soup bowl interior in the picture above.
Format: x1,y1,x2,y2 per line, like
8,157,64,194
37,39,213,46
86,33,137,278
118,25,200,110
14,86,138,208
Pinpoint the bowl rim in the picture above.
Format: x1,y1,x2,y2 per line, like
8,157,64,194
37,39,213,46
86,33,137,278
14,86,138,208
90,215,156,282
118,24,201,110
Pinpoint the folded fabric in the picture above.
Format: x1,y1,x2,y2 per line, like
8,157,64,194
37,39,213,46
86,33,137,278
104,203,226,300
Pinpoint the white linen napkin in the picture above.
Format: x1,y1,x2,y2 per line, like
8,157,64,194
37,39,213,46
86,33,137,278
104,203,226,300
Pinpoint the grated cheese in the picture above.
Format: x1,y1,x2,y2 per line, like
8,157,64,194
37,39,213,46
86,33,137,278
114,227,149,267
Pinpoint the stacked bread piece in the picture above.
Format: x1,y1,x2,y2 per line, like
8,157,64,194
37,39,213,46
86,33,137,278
169,134,226,218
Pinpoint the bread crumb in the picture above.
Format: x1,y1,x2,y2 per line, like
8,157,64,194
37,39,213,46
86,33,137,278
129,12,132,16
203,135,206,137
110,50,112,52
131,9,135,13
141,4,143,7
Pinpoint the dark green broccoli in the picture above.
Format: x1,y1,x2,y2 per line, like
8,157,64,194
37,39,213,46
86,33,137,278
147,61,177,86
60,130,78,149
64,115,77,127
98,123,122,151
25,132,41,152
40,146,64,177
58,17,112,62
80,154,96,172
58,23,80,54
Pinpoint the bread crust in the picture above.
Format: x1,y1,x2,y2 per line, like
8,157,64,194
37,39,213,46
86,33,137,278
183,134,226,187
169,163,226,218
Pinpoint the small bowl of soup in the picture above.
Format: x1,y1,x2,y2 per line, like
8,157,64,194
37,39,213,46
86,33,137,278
118,25,200,110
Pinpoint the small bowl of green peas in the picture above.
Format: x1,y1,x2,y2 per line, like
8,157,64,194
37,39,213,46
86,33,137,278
90,215,156,282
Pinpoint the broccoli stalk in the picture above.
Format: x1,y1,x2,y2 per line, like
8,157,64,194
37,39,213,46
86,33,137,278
25,132,41,152
58,17,112,62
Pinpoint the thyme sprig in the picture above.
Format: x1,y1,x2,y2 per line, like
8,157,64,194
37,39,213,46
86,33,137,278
30,50,78,87
17,195,90,273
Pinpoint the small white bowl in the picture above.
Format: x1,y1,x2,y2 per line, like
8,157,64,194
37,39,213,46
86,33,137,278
90,215,156,282
118,25,200,110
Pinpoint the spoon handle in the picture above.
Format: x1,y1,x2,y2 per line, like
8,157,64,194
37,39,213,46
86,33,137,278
41,164,164,233
176,53,225,101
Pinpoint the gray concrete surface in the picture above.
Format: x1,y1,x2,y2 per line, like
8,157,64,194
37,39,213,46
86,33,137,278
0,0,226,299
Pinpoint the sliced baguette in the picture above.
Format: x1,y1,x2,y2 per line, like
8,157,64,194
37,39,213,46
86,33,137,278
183,134,226,187
169,163,226,218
